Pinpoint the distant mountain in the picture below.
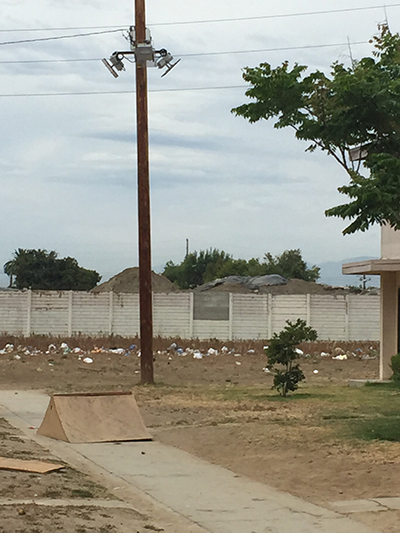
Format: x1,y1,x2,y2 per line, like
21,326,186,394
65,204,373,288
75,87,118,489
317,257,380,288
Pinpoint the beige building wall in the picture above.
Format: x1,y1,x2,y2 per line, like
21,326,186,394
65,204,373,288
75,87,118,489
381,225,400,258
380,226,400,379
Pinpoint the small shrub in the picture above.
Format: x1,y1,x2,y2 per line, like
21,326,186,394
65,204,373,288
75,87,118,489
390,353,400,382
265,319,317,397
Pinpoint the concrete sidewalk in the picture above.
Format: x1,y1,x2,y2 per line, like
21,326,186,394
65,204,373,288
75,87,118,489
0,390,378,533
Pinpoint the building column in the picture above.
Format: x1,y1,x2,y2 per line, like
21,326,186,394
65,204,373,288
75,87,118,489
380,272,398,380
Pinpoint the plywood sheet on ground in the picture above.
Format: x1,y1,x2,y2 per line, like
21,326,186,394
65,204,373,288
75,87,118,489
37,391,152,443
0,457,63,473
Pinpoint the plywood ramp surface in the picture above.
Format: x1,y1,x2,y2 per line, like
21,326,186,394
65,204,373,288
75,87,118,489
37,392,152,443
0,457,63,473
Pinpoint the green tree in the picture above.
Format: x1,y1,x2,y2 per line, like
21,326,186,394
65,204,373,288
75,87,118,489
163,248,319,289
163,249,232,289
3,249,101,290
232,25,400,234
265,319,318,397
263,249,320,281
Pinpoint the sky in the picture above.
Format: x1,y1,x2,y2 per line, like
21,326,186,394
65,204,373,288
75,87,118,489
0,0,397,287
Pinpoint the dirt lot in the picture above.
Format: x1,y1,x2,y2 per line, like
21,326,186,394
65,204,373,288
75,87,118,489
1,336,400,532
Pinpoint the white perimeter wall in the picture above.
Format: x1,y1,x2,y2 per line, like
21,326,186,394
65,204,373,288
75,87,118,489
0,290,380,341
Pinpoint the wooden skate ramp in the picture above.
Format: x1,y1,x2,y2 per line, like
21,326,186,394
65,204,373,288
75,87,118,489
37,391,152,443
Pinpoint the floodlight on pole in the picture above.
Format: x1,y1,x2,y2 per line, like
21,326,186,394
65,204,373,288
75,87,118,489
102,2,180,385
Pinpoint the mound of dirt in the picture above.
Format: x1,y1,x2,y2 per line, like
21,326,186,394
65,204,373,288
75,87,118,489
92,267,179,294
258,278,349,295
198,277,379,295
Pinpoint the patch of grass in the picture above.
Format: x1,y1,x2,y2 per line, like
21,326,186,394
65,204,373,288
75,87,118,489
365,381,400,390
347,416,400,442
322,412,364,420
71,488,94,499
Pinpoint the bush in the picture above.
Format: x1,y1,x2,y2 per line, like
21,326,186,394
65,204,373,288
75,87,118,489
390,353,400,382
265,319,317,397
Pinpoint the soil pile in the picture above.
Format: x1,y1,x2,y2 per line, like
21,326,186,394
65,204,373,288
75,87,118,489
92,267,179,294
196,277,367,295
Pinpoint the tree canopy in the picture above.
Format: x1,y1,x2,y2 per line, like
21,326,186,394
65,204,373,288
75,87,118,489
232,25,400,234
162,248,319,289
4,249,101,291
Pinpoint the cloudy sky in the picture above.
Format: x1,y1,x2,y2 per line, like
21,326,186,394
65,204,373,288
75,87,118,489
0,0,397,286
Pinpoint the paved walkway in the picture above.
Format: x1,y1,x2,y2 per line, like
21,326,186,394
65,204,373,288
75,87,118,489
0,390,379,533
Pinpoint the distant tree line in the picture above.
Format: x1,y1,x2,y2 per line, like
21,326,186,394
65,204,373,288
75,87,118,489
4,249,101,291
162,249,320,290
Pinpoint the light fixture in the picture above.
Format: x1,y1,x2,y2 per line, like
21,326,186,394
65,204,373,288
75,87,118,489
102,28,180,78
155,49,181,77
102,52,126,78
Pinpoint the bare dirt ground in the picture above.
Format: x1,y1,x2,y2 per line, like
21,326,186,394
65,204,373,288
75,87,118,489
1,336,399,532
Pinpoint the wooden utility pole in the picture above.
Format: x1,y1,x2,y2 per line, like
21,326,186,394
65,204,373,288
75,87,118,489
135,0,154,384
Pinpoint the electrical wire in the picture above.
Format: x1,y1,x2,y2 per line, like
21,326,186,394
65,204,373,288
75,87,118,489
150,4,400,25
0,40,367,64
0,86,247,98
0,3,399,32
0,28,124,47
0,26,121,33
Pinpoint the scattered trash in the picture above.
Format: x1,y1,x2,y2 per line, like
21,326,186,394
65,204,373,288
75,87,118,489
14,354,21,360
333,347,345,356
247,349,255,354
313,369,319,374
0,344,14,354
82,357,94,364
332,354,348,360
109,348,125,355
263,367,271,373
92,346,105,354
320,352,330,357
221,346,229,353
207,348,218,356
295,348,304,355
193,351,203,359
235,361,241,366
60,342,71,355
167,342,178,352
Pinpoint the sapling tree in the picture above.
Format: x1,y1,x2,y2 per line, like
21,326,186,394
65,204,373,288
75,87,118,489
265,319,317,396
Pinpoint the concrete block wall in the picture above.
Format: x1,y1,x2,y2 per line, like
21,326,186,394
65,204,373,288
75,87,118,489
0,289,380,341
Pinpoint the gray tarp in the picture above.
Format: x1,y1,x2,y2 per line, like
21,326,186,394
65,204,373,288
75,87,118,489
196,274,287,292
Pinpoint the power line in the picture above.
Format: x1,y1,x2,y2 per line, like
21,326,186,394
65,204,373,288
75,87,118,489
0,40,368,64
0,86,247,98
0,28,124,47
0,3,399,32
180,41,366,58
150,3,400,25
0,26,120,33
